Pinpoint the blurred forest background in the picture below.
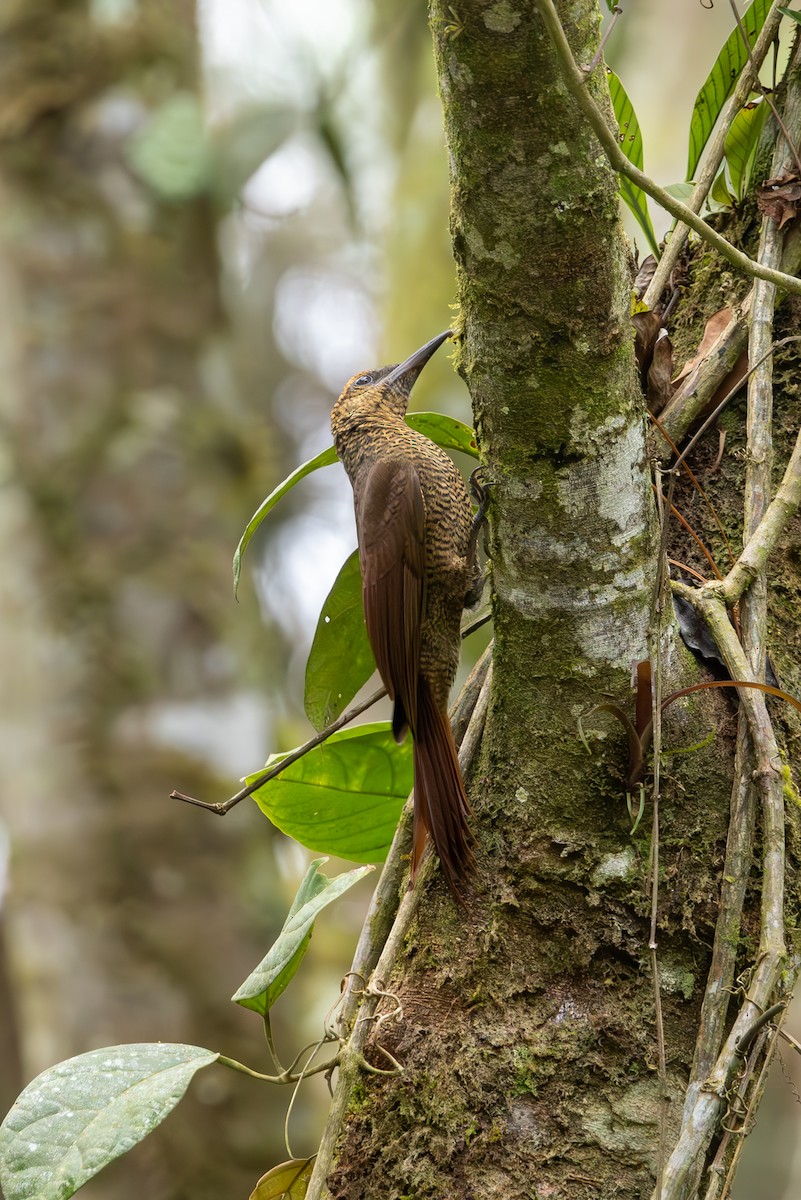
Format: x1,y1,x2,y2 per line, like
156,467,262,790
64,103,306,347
0,2,799,1198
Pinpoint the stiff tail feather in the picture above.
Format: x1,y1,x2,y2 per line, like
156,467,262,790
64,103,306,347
411,677,475,898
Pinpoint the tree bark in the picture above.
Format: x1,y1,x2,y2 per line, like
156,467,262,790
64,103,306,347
325,4,740,1197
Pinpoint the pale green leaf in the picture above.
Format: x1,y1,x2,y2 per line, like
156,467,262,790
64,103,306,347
127,94,212,201
724,98,769,200
605,69,660,258
711,168,737,209
232,860,373,1015
778,7,801,25
248,723,412,862
250,1157,315,1199
687,0,771,180
0,1044,218,1200
304,550,375,731
663,182,697,205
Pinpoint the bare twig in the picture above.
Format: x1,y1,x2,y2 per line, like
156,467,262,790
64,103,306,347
170,684,388,814
717,413,801,605
582,4,622,77
643,1,787,309
655,226,801,451
659,585,787,1200
649,467,675,1199
534,0,801,296
666,335,801,475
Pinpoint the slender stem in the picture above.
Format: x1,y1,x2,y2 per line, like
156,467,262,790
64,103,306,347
535,0,801,296
659,585,786,1200
643,1,787,308
217,1053,339,1084
169,684,387,813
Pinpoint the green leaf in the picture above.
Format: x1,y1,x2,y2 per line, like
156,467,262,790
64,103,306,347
304,550,375,731
233,446,339,598
605,70,660,258
0,1043,218,1200
778,7,801,25
127,94,212,201
663,182,697,205
250,1157,315,1199
724,98,769,200
711,168,737,209
232,859,373,1015
405,411,479,459
248,722,412,862
687,0,771,180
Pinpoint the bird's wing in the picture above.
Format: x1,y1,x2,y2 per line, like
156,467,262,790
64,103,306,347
356,457,426,738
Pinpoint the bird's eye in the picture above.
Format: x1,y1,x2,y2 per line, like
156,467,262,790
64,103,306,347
355,374,373,386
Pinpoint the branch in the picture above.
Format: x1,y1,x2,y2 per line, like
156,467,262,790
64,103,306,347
643,1,787,308
170,684,388,814
655,226,801,450
535,0,801,296
659,584,786,1200
717,414,801,605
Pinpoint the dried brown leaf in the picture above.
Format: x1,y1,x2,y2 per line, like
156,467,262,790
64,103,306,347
632,310,661,375
673,307,735,386
647,329,675,414
634,254,658,298
756,172,801,230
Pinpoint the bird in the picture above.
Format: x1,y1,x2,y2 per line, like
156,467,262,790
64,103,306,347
331,330,485,898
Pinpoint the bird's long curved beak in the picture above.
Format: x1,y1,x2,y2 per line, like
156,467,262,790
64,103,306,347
384,329,452,389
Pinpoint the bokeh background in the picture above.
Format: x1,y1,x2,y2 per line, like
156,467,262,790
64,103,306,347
0,2,798,1197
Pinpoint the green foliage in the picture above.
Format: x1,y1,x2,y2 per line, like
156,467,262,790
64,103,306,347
724,97,769,201
247,723,412,862
250,1157,315,1199
0,1044,218,1200
686,0,771,180
127,94,212,200
606,69,659,257
232,859,373,1016
305,550,376,731
232,412,477,597
778,7,801,25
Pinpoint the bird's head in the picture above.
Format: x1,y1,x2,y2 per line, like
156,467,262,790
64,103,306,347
333,330,452,423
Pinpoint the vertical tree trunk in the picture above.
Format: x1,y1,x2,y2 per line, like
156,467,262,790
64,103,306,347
325,4,739,1196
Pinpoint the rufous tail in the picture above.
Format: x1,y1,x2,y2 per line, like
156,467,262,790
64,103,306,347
411,677,475,898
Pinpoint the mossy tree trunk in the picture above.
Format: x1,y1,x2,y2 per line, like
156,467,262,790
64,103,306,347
324,4,781,1198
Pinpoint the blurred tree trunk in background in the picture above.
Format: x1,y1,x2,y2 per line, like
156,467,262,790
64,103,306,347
0,3,293,1196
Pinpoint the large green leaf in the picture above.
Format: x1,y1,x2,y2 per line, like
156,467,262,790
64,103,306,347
606,69,659,258
724,97,769,200
304,550,375,731
250,1158,315,1199
248,722,412,862
0,1044,218,1200
406,411,479,459
232,859,373,1016
232,412,477,596
687,0,771,180
233,445,339,598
